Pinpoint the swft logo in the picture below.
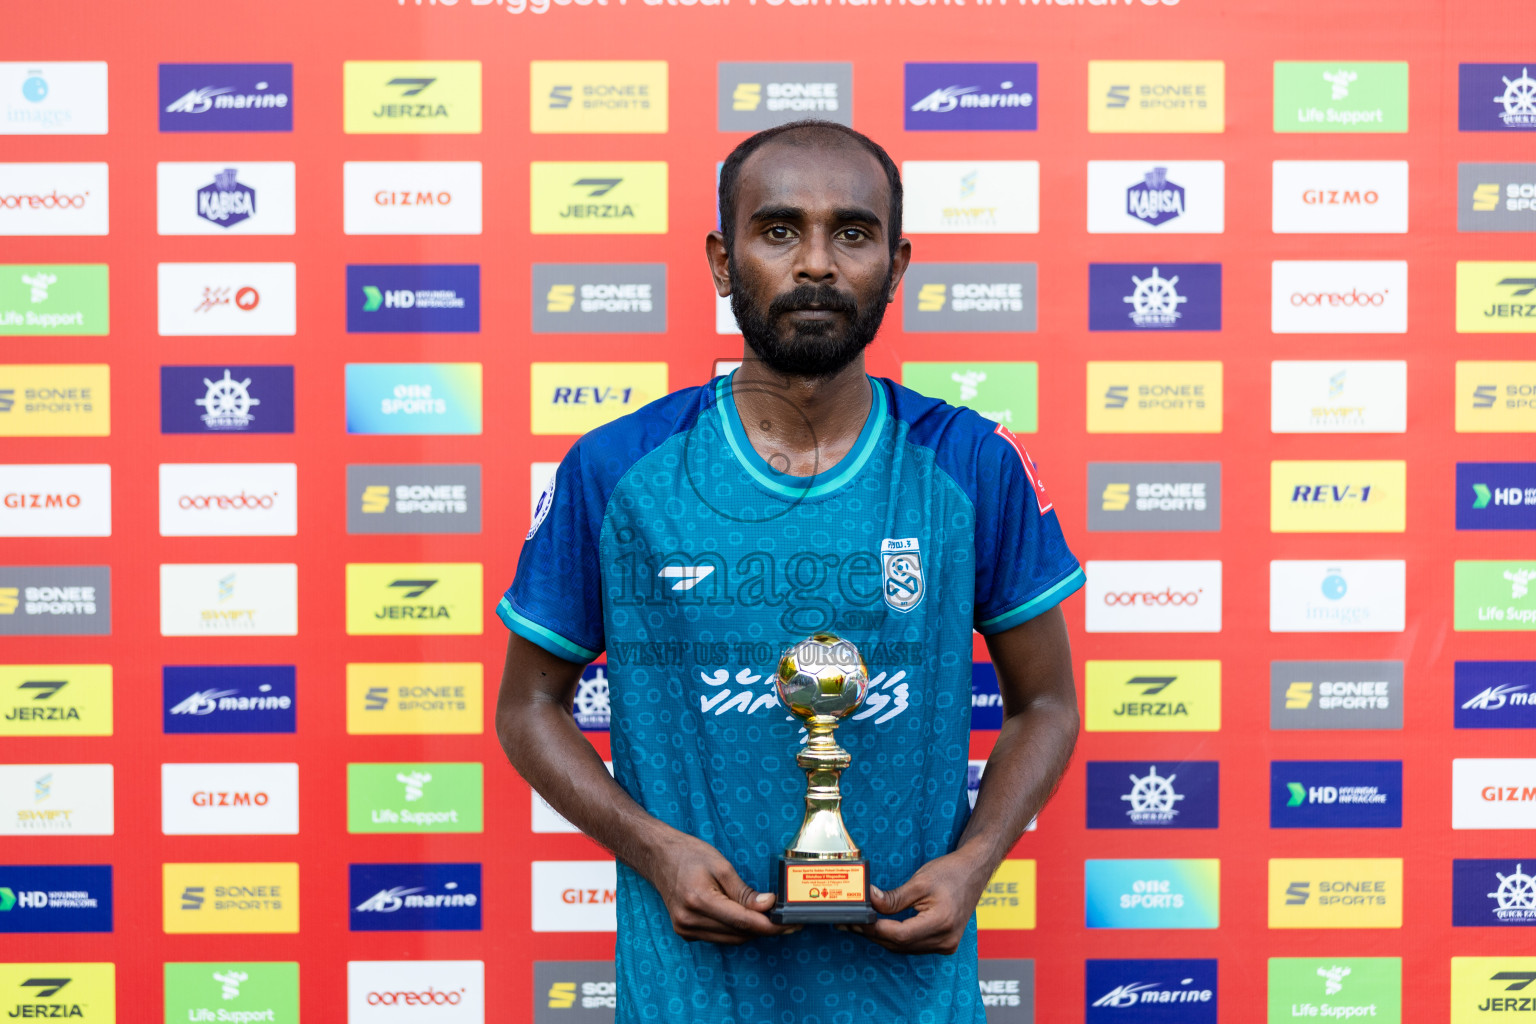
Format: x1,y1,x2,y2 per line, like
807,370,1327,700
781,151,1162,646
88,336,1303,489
1084,661,1221,732
900,161,1040,235
343,62,481,134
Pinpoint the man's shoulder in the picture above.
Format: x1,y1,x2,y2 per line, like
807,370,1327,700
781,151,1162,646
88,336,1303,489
567,380,716,482
882,377,1027,496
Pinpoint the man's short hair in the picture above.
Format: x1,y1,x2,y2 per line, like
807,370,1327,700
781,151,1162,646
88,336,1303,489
717,120,903,258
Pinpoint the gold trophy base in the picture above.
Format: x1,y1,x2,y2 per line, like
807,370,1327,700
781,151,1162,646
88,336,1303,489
769,856,877,925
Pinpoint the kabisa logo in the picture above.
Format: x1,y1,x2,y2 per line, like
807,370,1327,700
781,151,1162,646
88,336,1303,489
1086,761,1219,829
347,265,480,334
1270,460,1407,533
717,62,853,130
1457,463,1536,530
162,863,298,934
346,465,482,536
531,264,667,334
1084,859,1220,929
1087,462,1222,532
1087,161,1225,234
1128,166,1185,226
573,665,610,731
533,961,616,1022
163,666,295,735
1083,661,1221,732
1456,362,1536,433
1453,758,1536,830
1457,262,1536,333
1460,163,1536,232
160,366,293,435
159,63,292,132
0,62,109,135
972,662,1002,730
1460,64,1536,131
194,168,254,228
1270,760,1403,828
347,762,484,834
903,63,1037,131
530,60,668,134
1454,860,1536,927
1270,661,1403,731
1085,959,1216,1023
1456,662,1536,729
1456,560,1536,631
1269,560,1406,633
902,263,1037,333
1088,263,1221,331
0,264,109,337
1267,858,1403,928
343,61,482,134
346,663,482,736
1268,958,1402,1024
1274,62,1408,133
350,863,482,932
163,961,299,1024
345,563,484,637
345,363,483,436
0,566,110,637
1088,61,1225,133
0,865,112,933
530,361,668,435
530,162,668,235
0,964,116,1021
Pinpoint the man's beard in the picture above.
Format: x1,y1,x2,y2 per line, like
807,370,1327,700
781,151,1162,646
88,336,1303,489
730,265,893,379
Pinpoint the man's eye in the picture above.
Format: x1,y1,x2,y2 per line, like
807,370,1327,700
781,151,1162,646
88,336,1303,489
767,226,792,239
841,228,867,241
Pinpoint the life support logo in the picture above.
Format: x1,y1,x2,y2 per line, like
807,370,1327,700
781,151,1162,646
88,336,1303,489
880,538,924,613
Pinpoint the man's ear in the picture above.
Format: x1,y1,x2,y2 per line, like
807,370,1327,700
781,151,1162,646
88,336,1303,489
886,237,913,302
706,231,732,298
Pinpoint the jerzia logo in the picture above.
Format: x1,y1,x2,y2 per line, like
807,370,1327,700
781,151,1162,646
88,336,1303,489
345,563,483,636
343,62,481,134
530,162,667,234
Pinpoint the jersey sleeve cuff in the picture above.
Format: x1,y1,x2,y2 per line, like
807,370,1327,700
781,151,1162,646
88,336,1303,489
497,595,601,663
975,564,1086,635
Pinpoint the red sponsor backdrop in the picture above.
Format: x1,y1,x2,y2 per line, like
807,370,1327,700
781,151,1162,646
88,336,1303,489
3,0,1534,1018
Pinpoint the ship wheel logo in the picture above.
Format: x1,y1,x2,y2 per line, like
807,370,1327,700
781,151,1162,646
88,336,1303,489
196,369,261,429
1122,765,1183,823
1495,68,1536,126
1489,863,1536,919
1124,266,1187,327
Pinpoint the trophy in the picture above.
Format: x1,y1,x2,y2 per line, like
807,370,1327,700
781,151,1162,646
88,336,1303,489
768,632,877,925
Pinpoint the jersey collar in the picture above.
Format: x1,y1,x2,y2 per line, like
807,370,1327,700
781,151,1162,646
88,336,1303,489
714,371,888,501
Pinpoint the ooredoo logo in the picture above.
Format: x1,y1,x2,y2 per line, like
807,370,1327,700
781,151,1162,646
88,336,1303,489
349,961,483,1022
1272,261,1407,333
0,164,108,236
159,463,296,537
1085,561,1222,633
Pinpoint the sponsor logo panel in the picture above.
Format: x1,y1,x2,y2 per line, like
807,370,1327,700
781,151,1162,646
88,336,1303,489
342,61,481,134
1086,462,1220,532
344,563,483,637
348,961,484,1023
1086,958,1216,1023
1084,561,1222,634
971,662,1002,730
1088,263,1221,331
1270,661,1403,731
901,161,1039,234
1083,661,1221,732
572,664,610,732
902,262,1036,333
348,762,483,834
0,963,115,1021
977,859,1035,930
0,764,113,835
342,162,483,235
1456,361,1536,433
0,162,108,236
1453,759,1536,829
977,959,1033,1022
531,263,667,334
159,63,292,132
531,861,617,932
1456,662,1536,729
1449,957,1536,1023
1269,760,1402,828
901,362,1037,431
1269,560,1406,633
1456,560,1536,631
1267,958,1401,1024
1271,260,1407,333
1460,64,1536,131
531,60,667,134
162,862,298,934
0,463,110,537
1086,160,1225,234
1272,160,1408,233
1084,859,1219,929
903,63,1037,131
1270,360,1407,434
1086,361,1222,434
1266,858,1403,928
350,862,481,932
0,665,112,737
1457,463,1536,530
160,365,294,435
0,265,108,336
0,62,109,135
529,162,668,235
156,162,295,235
533,960,616,1021
157,262,296,337
1088,61,1224,133
159,564,296,637
1270,460,1406,533
0,864,112,932
346,264,479,334
1274,61,1409,133
159,463,296,537
1454,860,1536,926
0,566,110,636
163,665,296,734
531,362,669,435
0,364,109,436
1086,761,1219,829
1459,163,1536,232
345,663,483,736
1457,261,1536,333
717,62,852,130
161,763,299,836
346,464,481,535
345,363,482,436
163,961,298,1024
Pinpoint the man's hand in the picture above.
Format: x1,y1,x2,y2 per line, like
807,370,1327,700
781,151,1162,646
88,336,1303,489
849,850,991,956
645,833,799,944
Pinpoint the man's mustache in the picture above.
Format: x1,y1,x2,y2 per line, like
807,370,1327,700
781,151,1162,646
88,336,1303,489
767,285,860,319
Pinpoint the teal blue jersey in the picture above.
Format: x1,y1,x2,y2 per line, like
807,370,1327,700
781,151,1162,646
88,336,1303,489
499,373,1083,1024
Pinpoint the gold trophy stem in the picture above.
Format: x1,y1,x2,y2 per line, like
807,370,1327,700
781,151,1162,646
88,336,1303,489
784,714,861,861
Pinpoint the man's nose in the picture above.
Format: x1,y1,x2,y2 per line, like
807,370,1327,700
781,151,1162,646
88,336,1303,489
793,227,838,284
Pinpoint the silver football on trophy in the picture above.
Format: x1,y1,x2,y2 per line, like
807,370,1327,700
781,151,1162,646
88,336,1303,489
775,633,869,720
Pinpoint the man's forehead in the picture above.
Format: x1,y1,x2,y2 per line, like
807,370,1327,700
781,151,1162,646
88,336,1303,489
736,137,890,218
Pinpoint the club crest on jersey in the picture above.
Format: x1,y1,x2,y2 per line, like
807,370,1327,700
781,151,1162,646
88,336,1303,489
881,537,925,613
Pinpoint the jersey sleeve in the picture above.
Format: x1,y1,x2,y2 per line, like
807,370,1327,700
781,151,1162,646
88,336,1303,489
972,423,1086,635
496,444,605,663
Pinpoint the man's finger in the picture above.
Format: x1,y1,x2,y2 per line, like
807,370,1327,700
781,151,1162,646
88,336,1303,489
868,882,918,916
694,888,791,936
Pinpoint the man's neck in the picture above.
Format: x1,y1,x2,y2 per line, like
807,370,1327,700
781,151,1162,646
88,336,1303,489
729,354,872,479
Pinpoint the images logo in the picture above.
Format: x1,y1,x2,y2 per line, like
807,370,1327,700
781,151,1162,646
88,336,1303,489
342,161,483,236
1270,460,1406,533
345,563,484,637
529,162,668,234
1086,462,1221,532
1456,560,1536,631
1270,661,1403,730
1275,61,1408,132
160,366,294,435
903,63,1037,131
0,162,108,236
1454,860,1536,927
717,62,852,130
530,61,667,133
159,63,292,132
0,62,109,135
0,265,108,336
902,263,1037,333
157,262,295,336
1086,161,1225,234
1084,561,1222,634
1271,360,1407,434
1272,260,1407,333
346,264,480,334
1083,661,1221,732
343,61,481,134
163,665,295,735
1456,361,1536,433
164,961,299,1024
345,663,482,736
1456,662,1536,729
1268,958,1401,1024
348,762,483,834
163,863,298,933
900,161,1040,235
1086,362,1223,434
1086,959,1216,1023
1269,560,1406,633
1460,64,1536,131
158,563,297,637
901,362,1038,431
1086,762,1219,829
1088,61,1224,133
1085,859,1219,929
345,363,482,436
1272,160,1408,233
161,763,299,836
1267,858,1402,928
1088,263,1221,331
0,764,113,835
530,362,668,436
1270,760,1402,828
0,666,111,738
1456,261,1536,333
530,264,667,334
1453,758,1536,829
350,863,482,932
0,865,112,932
1459,163,1536,231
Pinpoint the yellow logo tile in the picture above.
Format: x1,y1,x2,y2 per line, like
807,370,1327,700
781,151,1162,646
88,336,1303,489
0,365,109,436
529,162,668,235
1457,262,1536,333
530,61,668,134
1270,460,1406,533
0,963,114,1021
346,663,483,735
0,665,112,736
1088,61,1225,133
162,863,299,934
1451,957,1536,1023
1267,858,1402,929
1085,660,1221,732
344,564,483,637
343,61,482,134
1456,361,1536,433
531,362,669,435
1087,362,1223,433
977,859,1035,930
